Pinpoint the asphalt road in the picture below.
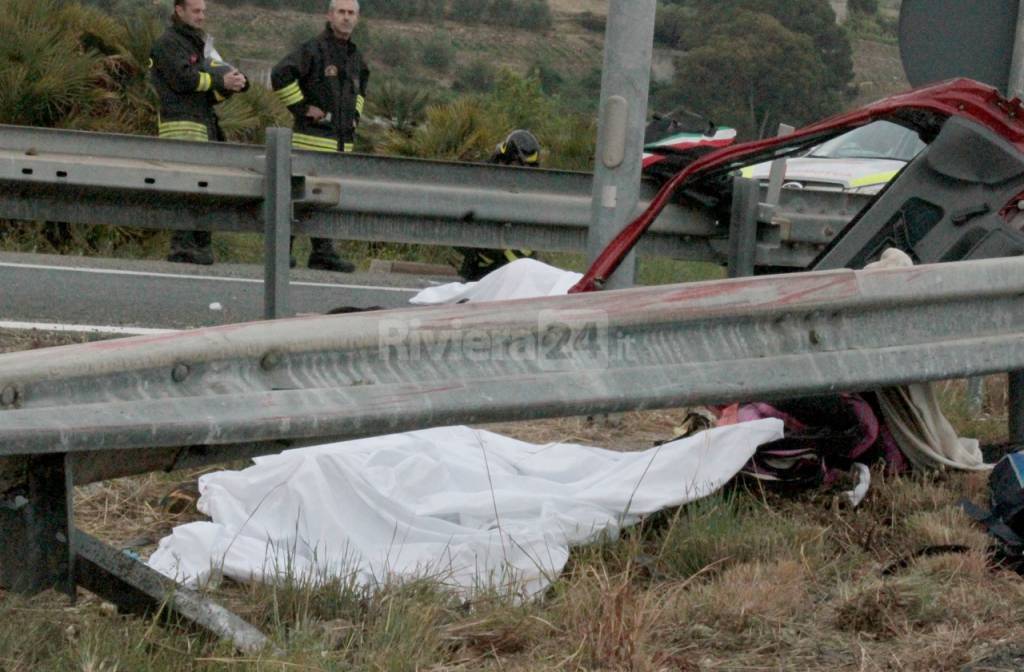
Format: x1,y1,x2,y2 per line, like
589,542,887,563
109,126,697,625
0,252,443,332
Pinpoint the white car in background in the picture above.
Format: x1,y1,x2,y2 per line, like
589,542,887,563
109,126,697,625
741,120,926,195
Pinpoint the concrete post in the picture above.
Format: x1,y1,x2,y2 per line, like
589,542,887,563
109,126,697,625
586,0,657,290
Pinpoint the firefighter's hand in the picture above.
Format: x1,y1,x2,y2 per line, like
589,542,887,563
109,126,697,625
305,106,326,121
223,69,246,92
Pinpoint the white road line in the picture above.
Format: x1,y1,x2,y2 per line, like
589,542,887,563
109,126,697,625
0,320,178,336
0,261,423,293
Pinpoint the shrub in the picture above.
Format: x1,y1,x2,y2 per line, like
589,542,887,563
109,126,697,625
488,0,518,24
528,57,563,94
420,32,455,72
374,33,414,68
453,59,497,92
574,11,606,32
369,79,432,131
519,0,553,30
848,0,879,15
449,0,486,23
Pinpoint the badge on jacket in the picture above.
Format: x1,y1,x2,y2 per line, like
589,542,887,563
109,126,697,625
325,65,338,77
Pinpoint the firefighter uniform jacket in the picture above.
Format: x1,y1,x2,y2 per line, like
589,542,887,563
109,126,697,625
150,20,245,142
271,27,370,153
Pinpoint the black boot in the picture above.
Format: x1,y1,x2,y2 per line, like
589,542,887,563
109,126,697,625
308,238,355,273
168,230,214,265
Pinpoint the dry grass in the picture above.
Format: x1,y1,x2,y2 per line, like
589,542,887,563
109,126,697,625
2,331,1022,670
0,329,93,353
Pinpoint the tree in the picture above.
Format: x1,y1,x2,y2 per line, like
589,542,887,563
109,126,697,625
671,10,838,138
671,0,854,100
737,0,854,98
654,3,690,48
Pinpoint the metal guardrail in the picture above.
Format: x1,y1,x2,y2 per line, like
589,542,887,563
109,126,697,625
2,256,1023,648
0,123,851,314
5,255,1024,457
0,123,719,252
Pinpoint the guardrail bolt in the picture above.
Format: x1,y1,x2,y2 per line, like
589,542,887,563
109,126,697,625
261,351,283,371
0,386,19,407
171,363,191,383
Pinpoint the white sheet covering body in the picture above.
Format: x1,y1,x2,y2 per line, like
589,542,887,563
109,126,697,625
149,421,783,595
410,258,582,305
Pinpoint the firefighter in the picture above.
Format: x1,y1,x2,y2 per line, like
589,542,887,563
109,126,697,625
271,0,369,273
458,130,541,281
150,0,248,265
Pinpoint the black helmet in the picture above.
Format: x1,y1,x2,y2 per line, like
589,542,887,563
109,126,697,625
492,129,541,166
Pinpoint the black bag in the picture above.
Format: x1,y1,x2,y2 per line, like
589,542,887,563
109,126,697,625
961,452,1024,551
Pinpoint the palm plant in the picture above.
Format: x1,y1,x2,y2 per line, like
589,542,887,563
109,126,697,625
0,0,161,132
380,98,510,162
0,0,164,253
0,0,109,127
368,80,432,133
217,84,292,145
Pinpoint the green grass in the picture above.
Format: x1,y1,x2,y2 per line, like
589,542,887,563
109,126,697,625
0,218,728,283
543,251,726,285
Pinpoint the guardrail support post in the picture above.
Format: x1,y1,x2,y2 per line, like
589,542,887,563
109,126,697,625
728,177,760,278
263,128,293,320
0,453,74,596
1010,371,1024,444
967,376,986,416
1012,1,1024,446
760,123,795,223
586,0,656,290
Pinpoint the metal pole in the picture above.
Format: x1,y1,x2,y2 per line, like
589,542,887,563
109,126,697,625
586,0,657,290
967,376,985,416
1010,0,1024,98
764,124,795,211
263,128,292,320
728,177,760,278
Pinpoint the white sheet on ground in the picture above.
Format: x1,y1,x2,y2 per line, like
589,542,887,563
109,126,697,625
148,420,783,596
410,258,581,305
